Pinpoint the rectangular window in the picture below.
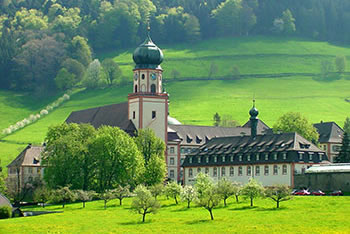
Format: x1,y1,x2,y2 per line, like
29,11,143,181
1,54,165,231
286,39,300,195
283,153,287,160
198,157,201,163
189,157,192,164
213,167,217,177
273,165,278,175
214,156,217,163
133,111,136,119
247,155,251,161
230,156,234,162
205,168,209,174
206,157,209,163
170,157,174,165
238,166,242,176
282,165,287,175
230,167,234,176
309,154,313,161
170,147,175,154
152,111,156,119
180,158,184,165
189,168,193,178
170,170,174,178
274,153,277,160
256,154,260,161
299,153,303,161
255,166,260,176
319,154,323,161
221,167,226,176
265,154,269,161
264,165,269,175
239,155,242,161
181,147,185,154
222,156,225,162
247,166,251,176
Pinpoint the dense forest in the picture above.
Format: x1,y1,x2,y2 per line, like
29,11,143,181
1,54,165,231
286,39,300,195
1,0,350,95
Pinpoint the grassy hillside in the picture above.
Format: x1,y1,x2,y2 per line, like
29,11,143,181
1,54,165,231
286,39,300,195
1,36,350,169
1,196,350,233
105,36,350,79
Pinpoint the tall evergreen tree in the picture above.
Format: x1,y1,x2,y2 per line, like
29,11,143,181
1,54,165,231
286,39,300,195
335,132,350,163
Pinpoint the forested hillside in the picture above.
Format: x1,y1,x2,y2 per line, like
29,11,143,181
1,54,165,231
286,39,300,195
1,0,350,96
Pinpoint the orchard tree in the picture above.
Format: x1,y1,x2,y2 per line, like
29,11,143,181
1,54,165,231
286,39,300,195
131,185,160,223
149,183,164,200
33,187,51,208
241,178,264,207
180,185,197,208
273,112,319,143
52,186,77,208
102,58,122,86
114,185,130,206
165,181,182,205
216,178,234,206
195,173,220,220
75,190,96,208
232,182,242,203
99,190,115,209
83,59,103,89
265,184,291,208
134,129,166,186
91,126,144,192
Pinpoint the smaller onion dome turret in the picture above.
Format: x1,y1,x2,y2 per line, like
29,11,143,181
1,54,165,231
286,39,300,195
132,30,163,69
249,100,259,119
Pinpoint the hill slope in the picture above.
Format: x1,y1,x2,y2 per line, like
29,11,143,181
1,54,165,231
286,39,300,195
1,36,350,169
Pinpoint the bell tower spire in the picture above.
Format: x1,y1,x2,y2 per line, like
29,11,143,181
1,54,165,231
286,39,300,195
128,30,168,144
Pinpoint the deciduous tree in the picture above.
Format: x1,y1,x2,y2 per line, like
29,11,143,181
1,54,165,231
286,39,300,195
102,58,122,86
265,184,291,208
165,181,182,205
180,185,197,208
75,190,96,208
216,178,234,206
149,183,164,200
113,185,130,206
99,190,115,209
52,186,77,208
33,186,51,208
131,185,160,223
241,178,264,207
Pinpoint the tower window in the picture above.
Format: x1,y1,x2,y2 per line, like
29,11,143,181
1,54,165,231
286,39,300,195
133,111,135,119
151,84,156,93
135,85,138,93
142,74,145,80
152,111,156,119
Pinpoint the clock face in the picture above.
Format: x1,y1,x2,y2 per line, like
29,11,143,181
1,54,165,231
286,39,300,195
151,73,157,80
134,73,138,80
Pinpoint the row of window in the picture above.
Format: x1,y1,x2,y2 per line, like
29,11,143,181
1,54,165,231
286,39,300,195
9,167,40,174
132,111,157,120
181,147,197,154
188,165,288,178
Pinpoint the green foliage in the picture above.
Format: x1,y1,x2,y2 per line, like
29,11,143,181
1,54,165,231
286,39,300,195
134,129,166,186
281,9,296,35
216,178,235,206
265,184,291,208
213,112,221,127
61,58,85,83
131,185,160,223
335,55,346,73
99,190,115,209
149,183,164,199
33,187,51,208
344,117,350,134
102,59,122,86
165,181,182,205
273,112,319,143
75,190,96,208
232,181,242,203
194,173,220,220
52,186,77,208
91,126,144,192
43,123,96,190
0,206,11,219
55,68,76,90
334,132,350,163
180,185,197,208
83,59,103,89
241,178,264,207
70,36,92,67
114,185,130,206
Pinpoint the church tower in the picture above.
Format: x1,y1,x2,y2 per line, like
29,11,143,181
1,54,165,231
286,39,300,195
128,29,168,144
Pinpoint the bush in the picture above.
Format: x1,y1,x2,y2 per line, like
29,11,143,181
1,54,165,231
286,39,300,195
0,206,12,219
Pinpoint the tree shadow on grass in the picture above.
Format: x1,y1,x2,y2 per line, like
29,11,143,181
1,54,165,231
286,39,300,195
120,220,152,225
256,207,287,212
172,207,191,212
161,203,178,208
229,206,257,211
185,219,211,225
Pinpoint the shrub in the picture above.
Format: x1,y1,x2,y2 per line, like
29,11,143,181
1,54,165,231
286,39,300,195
0,206,12,219
40,109,49,115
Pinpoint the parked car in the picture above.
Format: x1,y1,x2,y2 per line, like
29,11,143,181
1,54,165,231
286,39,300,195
330,190,343,196
311,190,325,196
294,190,310,195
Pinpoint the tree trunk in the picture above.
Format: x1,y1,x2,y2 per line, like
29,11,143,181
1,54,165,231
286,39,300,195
187,201,190,208
83,201,86,208
142,212,146,222
43,202,45,208
175,196,178,205
235,195,239,203
104,200,107,209
250,197,253,207
62,203,65,208
119,199,122,206
209,209,214,220
277,200,280,209
224,198,227,207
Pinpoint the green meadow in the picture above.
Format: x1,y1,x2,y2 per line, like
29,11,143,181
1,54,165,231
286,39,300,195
1,196,349,233
1,36,350,170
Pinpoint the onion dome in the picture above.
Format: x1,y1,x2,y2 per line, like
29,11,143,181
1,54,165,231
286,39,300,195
249,100,259,119
132,33,163,69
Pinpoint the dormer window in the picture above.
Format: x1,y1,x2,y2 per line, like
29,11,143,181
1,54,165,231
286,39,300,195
189,157,193,164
